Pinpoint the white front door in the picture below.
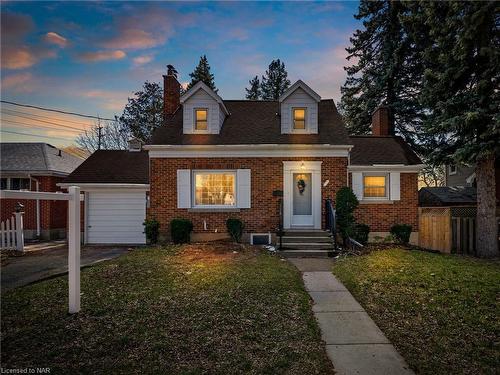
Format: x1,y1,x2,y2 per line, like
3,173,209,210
283,161,322,229
292,172,314,226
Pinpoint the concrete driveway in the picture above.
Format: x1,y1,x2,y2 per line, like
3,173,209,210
1,245,132,291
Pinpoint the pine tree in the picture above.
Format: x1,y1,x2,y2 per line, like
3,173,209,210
245,76,261,100
417,1,499,257
260,59,291,100
187,55,217,93
339,1,428,152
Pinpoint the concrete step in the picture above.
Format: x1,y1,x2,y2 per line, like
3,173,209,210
283,230,331,237
281,249,337,258
283,236,332,243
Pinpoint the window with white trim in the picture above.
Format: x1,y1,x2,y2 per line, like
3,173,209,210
363,175,388,199
194,108,208,131
193,171,236,207
293,108,306,129
1,177,30,191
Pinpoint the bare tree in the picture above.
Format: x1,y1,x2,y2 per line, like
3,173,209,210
418,164,445,188
76,119,130,153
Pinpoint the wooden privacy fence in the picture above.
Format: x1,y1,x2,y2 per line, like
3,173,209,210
419,206,499,255
0,212,24,252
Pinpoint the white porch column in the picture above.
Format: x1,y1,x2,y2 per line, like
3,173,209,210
68,186,81,314
14,212,24,252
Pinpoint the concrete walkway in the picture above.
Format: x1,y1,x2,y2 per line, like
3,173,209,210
1,246,132,291
289,258,414,375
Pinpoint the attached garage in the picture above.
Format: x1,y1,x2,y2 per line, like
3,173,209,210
86,191,147,244
60,148,150,245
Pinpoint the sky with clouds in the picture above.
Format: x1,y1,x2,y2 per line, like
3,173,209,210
1,1,361,146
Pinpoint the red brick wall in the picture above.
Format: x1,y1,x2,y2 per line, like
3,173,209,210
352,173,419,231
0,175,68,231
150,157,348,236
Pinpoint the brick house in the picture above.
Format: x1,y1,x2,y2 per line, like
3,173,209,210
63,71,423,247
0,143,83,239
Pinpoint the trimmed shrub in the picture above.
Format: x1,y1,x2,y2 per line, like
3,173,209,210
390,224,412,244
226,218,244,243
143,218,160,244
170,218,193,244
352,223,370,245
335,187,359,244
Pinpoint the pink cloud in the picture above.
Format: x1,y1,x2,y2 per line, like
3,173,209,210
78,50,126,62
132,54,154,66
82,89,129,111
1,72,33,92
44,32,68,47
1,12,33,41
1,46,38,69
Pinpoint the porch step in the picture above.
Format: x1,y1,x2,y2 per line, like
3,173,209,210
282,236,332,243
281,249,337,258
283,230,331,237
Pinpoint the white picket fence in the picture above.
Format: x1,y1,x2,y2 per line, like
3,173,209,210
0,212,24,252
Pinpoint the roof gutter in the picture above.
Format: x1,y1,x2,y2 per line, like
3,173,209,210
57,183,150,191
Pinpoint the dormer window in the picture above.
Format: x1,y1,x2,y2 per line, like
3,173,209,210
195,108,208,131
293,108,306,130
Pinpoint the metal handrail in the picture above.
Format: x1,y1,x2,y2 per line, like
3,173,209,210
325,199,337,249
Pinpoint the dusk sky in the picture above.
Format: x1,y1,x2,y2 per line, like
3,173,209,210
1,1,361,146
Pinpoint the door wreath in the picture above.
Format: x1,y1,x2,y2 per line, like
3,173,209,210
297,178,306,195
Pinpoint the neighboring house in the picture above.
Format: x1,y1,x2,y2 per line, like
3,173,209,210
62,70,423,245
444,161,500,202
0,143,83,239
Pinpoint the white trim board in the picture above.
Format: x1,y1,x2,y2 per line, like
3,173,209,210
57,183,150,192
348,164,424,173
146,144,352,158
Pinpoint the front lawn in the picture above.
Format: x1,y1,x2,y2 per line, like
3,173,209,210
1,244,333,374
332,248,499,374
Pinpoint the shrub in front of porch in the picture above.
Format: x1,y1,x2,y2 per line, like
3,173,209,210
170,218,193,244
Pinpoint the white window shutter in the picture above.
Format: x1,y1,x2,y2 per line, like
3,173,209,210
177,169,191,208
352,172,363,200
237,169,251,208
390,172,401,201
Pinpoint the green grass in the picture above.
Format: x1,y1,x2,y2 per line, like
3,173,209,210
332,248,500,375
1,244,333,374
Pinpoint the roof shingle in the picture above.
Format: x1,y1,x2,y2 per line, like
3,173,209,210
150,99,351,145
349,136,422,165
64,150,149,184
0,143,83,175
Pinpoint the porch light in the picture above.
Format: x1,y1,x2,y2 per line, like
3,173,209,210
300,162,305,170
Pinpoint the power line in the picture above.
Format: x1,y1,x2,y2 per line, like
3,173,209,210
1,119,84,134
1,108,96,127
0,100,118,122
1,129,78,141
1,112,89,132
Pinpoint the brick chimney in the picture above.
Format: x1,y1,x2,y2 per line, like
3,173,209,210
163,71,180,116
371,106,394,136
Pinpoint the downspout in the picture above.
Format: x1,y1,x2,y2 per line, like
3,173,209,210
29,175,41,238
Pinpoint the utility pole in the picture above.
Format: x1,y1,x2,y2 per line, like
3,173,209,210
97,117,102,150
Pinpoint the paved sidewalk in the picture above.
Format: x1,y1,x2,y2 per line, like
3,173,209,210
289,258,414,375
1,246,132,291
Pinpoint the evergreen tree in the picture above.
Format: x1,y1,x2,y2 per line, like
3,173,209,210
118,81,163,142
339,1,428,151
245,75,261,100
260,59,291,100
416,1,499,257
187,55,217,93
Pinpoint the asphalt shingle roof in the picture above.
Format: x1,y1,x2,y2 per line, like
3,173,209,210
419,186,477,206
64,150,149,184
0,143,83,175
150,99,351,145
349,136,422,165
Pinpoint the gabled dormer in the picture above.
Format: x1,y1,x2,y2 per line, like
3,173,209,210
279,80,321,134
180,81,229,134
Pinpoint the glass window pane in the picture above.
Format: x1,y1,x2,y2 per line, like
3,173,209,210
294,109,305,120
195,109,208,130
363,176,386,198
196,110,207,121
293,108,306,129
10,178,20,190
195,173,235,206
20,178,30,190
0,178,7,190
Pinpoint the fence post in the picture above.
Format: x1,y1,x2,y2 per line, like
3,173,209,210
68,186,81,314
14,212,24,252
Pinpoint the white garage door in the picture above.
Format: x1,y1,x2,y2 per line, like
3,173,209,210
87,191,146,244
